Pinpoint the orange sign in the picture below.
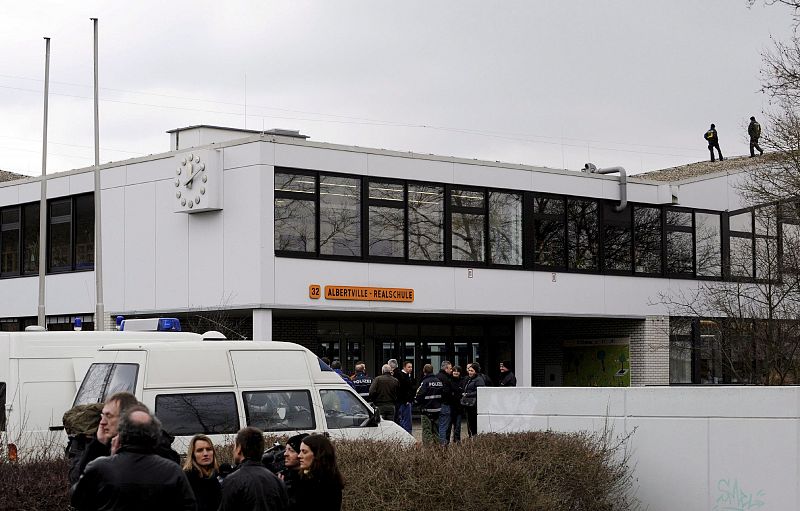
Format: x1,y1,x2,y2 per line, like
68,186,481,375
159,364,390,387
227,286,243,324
309,284,321,299
323,285,414,303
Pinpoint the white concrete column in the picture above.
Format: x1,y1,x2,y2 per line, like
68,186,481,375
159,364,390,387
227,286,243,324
514,315,533,387
253,309,273,341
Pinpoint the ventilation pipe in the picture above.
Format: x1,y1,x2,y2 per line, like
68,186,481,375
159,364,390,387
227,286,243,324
582,163,627,212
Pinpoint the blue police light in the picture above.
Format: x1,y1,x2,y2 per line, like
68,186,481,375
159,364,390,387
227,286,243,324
157,318,181,332
115,315,124,330
73,318,82,331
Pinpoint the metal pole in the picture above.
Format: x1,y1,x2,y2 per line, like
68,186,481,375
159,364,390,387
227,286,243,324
37,37,50,328
91,18,105,330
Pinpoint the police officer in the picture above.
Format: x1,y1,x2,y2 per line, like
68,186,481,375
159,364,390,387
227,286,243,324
351,362,373,401
748,116,764,157
415,363,443,445
704,123,723,162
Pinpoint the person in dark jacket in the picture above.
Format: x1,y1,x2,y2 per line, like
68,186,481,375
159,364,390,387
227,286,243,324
350,362,373,400
704,123,723,162
415,363,444,445
70,405,196,511
70,391,139,485
450,366,465,443
390,359,415,433
499,360,517,387
279,433,308,511
462,362,486,437
183,434,221,511
294,434,344,511
748,116,764,157
435,360,457,445
368,364,399,420
219,427,288,511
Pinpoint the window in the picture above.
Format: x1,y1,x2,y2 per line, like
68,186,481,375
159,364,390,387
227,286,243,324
451,188,485,263
243,390,315,431
320,175,360,257
780,201,800,273
533,196,566,268
0,381,6,431
488,192,522,266
695,212,721,277
155,392,239,435
73,363,139,405
729,210,753,278
754,205,779,280
408,183,444,262
22,204,39,274
634,206,662,274
1,207,20,276
319,389,371,429
368,180,405,258
46,314,95,332
274,172,317,253
567,199,599,271
666,209,693,276
602,204,632,273
49,199,72,271
74,195,94,269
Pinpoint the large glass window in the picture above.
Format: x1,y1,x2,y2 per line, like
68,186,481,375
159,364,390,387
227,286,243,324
1,207,20,276
695,212,721,277
274,172,316,253
729,210,753,278
243,390,315,432
320,175,360,257
634,206,662,274
408,184,444,262
368,181,405,258
155,392,240,435
666,209,693,276
780,201,800,273
567,199,598,271
755,205,778,280
451,188,485,263
73,363,138,405
49,199,72,271
319,389,371,429
75,194,94,270
533,196,566,268
488,192,522,266
602,204,632,273
22,203,39,274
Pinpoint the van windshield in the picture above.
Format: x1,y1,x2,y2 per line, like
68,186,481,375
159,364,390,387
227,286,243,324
74,363,139,406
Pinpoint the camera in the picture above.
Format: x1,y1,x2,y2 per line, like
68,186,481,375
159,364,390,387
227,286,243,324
261,441,285,474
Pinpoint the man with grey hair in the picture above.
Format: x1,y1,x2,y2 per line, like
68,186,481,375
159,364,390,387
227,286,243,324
71,405,196,511
369,363,399,420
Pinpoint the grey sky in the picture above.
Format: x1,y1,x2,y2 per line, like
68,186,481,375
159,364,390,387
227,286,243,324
0,1,793,177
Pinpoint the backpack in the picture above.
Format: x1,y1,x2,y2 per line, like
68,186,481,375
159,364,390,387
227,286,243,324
62,402,104,436
704,130,715,141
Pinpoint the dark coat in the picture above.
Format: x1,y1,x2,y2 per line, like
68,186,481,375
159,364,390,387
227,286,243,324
499,371,517,387
292,473,343,511
185,469,221,511
219,459,288,511
393,368,415,404
70,446,196,511
368,373,399,405
351,371,373,399
71,436,111,485
415,373,444,415
462,374,486,407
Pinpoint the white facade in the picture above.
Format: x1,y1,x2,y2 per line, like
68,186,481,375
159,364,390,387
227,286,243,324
0,126,751,387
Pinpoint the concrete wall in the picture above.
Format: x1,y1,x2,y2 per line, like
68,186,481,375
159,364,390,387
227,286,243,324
479,387,799,510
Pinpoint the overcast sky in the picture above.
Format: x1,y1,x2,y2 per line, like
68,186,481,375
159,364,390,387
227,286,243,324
0,1,794,177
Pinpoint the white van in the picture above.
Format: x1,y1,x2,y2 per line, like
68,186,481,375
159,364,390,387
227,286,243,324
72,340,415,448
0,330,201,460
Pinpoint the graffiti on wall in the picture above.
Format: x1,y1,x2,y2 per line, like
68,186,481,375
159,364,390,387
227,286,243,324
712,478,765,511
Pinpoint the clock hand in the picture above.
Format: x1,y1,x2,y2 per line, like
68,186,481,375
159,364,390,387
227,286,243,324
183,163,196,186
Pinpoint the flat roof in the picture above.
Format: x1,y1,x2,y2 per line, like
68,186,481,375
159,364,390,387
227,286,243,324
637,153,784,184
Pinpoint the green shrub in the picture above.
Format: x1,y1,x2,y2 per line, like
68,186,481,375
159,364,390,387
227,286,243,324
0,431,638,511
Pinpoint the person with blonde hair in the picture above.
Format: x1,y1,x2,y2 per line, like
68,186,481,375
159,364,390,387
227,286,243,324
183,434,221,511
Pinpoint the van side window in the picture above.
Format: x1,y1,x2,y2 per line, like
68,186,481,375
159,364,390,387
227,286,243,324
243,390,315,432
0,381,6,431
319,389,371,429
318,358,333,372
156,393,239,436
74,363,139,406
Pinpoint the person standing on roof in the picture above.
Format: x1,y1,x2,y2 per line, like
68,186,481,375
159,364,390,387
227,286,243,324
704,124,723,162
748,116,764,157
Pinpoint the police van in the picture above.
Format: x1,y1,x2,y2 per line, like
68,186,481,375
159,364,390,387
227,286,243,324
0,326,200,461
72,338,415,449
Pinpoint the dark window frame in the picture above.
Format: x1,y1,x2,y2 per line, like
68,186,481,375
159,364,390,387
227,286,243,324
726,207,755,281
274,169,319,258
664,206,695,278
155,391,240,436
601,202,634,275
693,209,723,280
47,192,95,274
366,177,407,262
633,205,663,276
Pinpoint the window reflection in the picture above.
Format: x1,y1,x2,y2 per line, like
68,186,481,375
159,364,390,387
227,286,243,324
603,204,632,273
320,176,361,257
275,198,316,252
244,390,315,431
666,209,694,276
408,184,444,261
729,211,754,278
533,197,565,268
49,199,72,271
634,206,661,274
320,389,371,429
488,192,522,266
695,213,721,277
0,208,20,275
567,199,598,270
156,393,239,435
369,181,404,258
451,188,485,263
